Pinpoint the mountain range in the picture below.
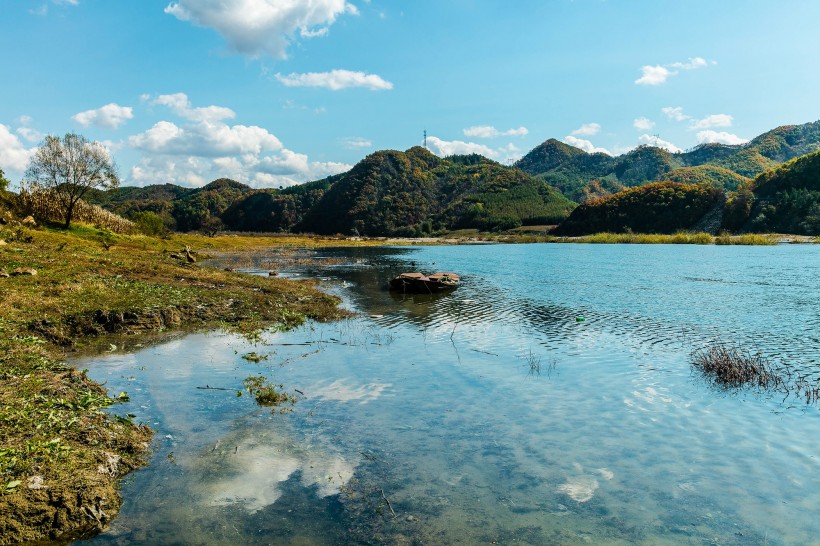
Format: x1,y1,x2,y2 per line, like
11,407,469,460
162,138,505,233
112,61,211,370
85,120,820,236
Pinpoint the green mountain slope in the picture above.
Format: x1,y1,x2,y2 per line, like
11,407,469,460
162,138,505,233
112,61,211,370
553,182,724,236
86,178,253,232
727,149,820,234
221,178,335,233
516,120,820,202
298,147,575,235
662,165,750,190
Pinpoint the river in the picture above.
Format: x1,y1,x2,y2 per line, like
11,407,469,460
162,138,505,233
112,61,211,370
75,243,820,545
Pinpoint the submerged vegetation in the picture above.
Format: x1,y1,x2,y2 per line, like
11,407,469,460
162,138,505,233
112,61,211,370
243,375,298,412
692,343,820,405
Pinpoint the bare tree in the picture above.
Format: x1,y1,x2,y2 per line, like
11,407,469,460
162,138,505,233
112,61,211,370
24,133,119,228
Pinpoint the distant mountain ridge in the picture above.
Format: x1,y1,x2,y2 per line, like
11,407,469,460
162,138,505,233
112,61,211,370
516,120,820,202
88,148,575,235
85,119,820,236
554,147,820,236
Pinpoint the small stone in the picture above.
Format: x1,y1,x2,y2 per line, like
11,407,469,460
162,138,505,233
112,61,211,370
11,267,37,276
405,515,418,522
22,215,36,227
0,239,7,245
27,476,45,490
0,269,8,278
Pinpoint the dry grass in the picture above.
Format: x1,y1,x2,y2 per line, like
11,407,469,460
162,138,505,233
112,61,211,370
18,188,136,234
692,342,820,405
691,344,783,390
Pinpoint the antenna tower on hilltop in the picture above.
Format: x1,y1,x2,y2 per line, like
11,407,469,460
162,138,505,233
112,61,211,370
424,129,427,150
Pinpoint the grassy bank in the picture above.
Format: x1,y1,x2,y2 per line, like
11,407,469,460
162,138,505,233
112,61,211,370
562,231,782,245
0,223,352,543
425,227,809,245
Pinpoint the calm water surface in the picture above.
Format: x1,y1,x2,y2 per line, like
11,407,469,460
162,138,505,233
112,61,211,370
75,244,820,545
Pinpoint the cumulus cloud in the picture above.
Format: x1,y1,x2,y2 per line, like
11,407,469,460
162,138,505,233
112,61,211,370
165,0,357,60
0,124,36,173
635,57,710,85
16,127,43,143
275,70,393,91
696,130,748,145
635,65,672,86
126,95,350,188
638,134,682,153
72,103,134,130
426,136,496,158
563,136,611,155
342,137,372,149
462,125,528,138
152,93,236,122
570,123,601,137
129,120,282,156
669,57,708,70
689,114,733,129
15,117,43,143
661,106,690,122
633,117,655,131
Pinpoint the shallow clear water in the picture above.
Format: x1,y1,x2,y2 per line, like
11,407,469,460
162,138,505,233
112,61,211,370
76,243,820,545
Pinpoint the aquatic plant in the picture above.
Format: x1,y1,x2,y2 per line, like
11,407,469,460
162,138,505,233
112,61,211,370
691,344,782,390
526,349,542,376
242,375,297,412
691,342,820,405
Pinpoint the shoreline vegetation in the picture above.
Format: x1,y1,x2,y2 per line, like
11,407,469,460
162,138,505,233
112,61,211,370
0,222,360,543
0,204,817,543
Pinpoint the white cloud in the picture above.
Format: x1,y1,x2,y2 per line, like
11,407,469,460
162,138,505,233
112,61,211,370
126,95,349,188
72,103,134,130
165,0,357,60
426,136,496,158
563,136,611,155
695,130,749,146
342,137,372,149
635,57,711,85
153,93,236,122
633,117,655,131
130,155,210,187
0,124,36,173
661,106,690,122
669,57,708,70
689,114,733,130
638,134,682,153
635,65,672,86
129,120,282,156
570,123,601,137
275,70,393,91
16,127,43,143
462,125,528,138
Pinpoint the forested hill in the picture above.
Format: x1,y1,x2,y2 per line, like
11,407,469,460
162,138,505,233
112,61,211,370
516,120,820,202
87,148,576,235
297,147,575,235
552,147,820,237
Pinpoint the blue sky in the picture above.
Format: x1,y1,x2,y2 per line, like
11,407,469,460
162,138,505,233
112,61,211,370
2,0,820,188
